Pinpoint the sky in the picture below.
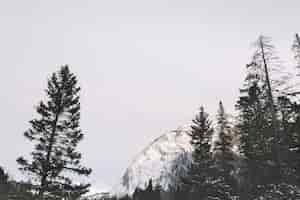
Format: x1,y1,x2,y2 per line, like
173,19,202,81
0,0,299,192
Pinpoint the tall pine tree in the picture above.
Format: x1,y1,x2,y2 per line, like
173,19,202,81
235,35,299,199
235,39,277,198
292,33,300,73
247,35,281,142
289,32,300,185
184,106,214,199
213,101,236,200
17,65,92,200
214,101,234,156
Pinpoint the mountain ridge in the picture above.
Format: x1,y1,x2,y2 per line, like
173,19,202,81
111,125,193,197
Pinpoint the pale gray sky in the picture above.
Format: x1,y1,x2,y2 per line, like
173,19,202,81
0,0,299,191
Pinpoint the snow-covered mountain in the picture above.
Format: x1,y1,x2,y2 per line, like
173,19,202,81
111,126,193,197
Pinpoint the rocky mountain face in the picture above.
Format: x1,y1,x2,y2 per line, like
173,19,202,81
111,126,193,197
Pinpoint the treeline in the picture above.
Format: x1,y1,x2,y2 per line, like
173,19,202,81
179,34,300,199
94,180,162,200
0,166,35,200
106,34,300,200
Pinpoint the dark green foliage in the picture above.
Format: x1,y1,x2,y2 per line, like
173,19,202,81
276,96,300,184
234,35,300,199
235,80,273,198
292,33,300,71
131,180,161,200
212,101,237,200
9,180,36,200
235,53,280,198
252,183,300,200
180,104,238,199
236,82,271,162
190,106,213,164
172,186,188,200
0,166,36,200
17,65,91,199
119,195,131,200
0,166,10,200
214,101,234,157
183,106,216,199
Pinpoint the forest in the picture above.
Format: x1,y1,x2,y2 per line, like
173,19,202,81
2,34,300,200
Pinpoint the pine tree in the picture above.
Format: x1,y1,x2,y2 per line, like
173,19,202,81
236,81,271,161
248,35,290,172
214,101,234,156
145,179,154,200
17,65,92,199
290,33,300,97
292,33,300,73
289,33,300,184
277,95,299,179
190,106,213,168
235,57,277,198
0,166,9,200
212,101,236,200
0,167,36,200
184,106,214,199
234,36,297,199
246,35,282,144
247,36,294,166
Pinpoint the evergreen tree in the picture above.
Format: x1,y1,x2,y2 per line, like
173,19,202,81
131,180,161,200
289,33,300,184
246,35,282,144
213,101,236,199
0,166,9,200
235,55,276,198
11,180,36,200
145,179,153,200
292,33,300,73
238,78,283,198
184,106,214,199
214,101,234,155
0,166,36,200
249,35,289,163
17,65,92,200
235,36,297,199
247,35,294,167
277,95,299,183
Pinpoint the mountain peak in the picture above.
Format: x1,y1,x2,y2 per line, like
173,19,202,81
111,125,193,197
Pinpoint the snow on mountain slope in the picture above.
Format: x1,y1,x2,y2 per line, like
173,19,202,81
111,125,193,197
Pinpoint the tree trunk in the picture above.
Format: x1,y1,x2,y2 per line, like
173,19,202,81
39,91,62,199
296,33,300,46
259,37,281,176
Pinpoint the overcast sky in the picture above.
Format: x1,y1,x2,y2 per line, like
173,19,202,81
0,0,299,192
